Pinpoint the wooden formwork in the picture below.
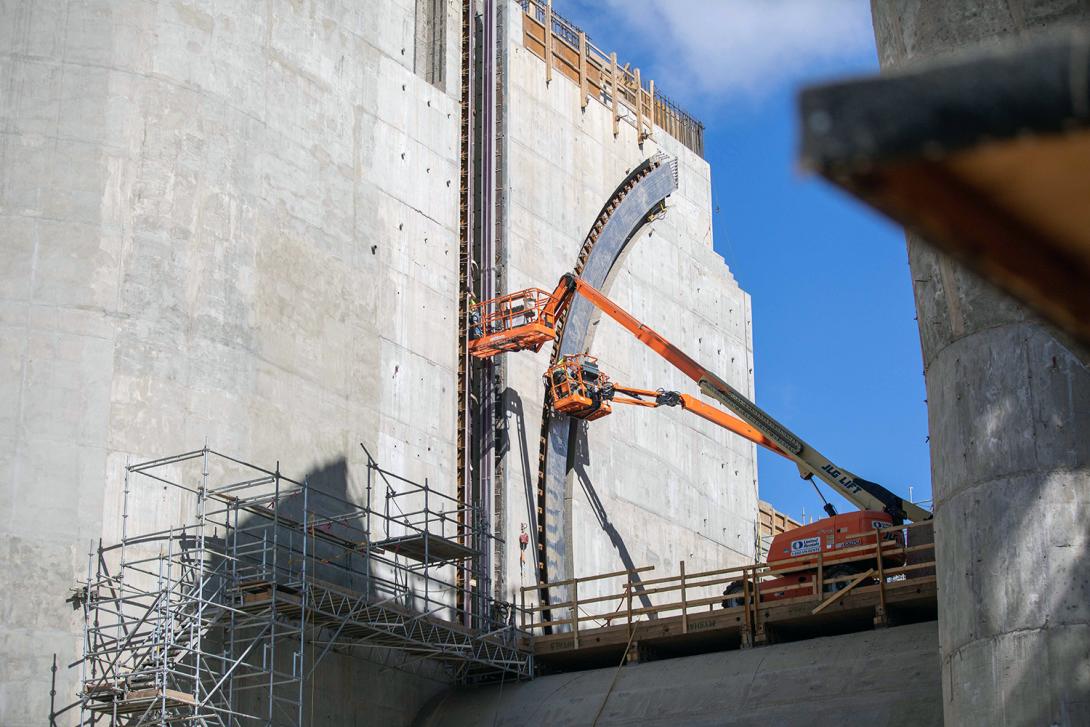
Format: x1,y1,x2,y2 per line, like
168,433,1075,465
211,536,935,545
517,0,704,156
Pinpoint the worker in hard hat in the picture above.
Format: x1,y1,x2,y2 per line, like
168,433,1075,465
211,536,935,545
519,523,530,573
468,292,483,339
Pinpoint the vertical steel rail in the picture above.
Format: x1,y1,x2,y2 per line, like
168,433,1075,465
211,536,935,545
267,464,280,725
226,497,239,718
120,461,130,580
365,460,372,597
456,0,475,626
476,0,498,632
161,530,172,723
298,476,309,726
492,0,511,616
191,448,209,716
79,543,94,726
424,478,431,612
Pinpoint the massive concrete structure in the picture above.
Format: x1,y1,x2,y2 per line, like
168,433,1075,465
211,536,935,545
870,3,1090,725
501,7,757,609
417,621,944,726
1,1,463,722
0,1,753,723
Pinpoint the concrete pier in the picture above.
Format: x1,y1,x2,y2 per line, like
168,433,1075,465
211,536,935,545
870,3,1090,725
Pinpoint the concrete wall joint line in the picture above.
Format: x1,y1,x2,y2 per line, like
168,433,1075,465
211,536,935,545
923,318,1066,371
931,465,1086,508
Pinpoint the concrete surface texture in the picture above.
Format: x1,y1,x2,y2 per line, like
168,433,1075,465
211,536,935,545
500,4,758,612
0,0,459,723
415,621,943,726
538,159,680,618
0,0,755,724
870,3,1090,726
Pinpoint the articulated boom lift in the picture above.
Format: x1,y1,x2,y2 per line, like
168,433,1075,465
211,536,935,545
544,354,782,455
469,273,931,525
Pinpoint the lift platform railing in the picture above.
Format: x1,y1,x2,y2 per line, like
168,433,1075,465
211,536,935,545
468,287,557,357
545,353,614,420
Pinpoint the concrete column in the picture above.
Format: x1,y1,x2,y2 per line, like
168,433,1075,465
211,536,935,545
870,3,1090,725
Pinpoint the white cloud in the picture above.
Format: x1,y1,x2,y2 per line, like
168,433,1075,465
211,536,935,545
575,0,875,106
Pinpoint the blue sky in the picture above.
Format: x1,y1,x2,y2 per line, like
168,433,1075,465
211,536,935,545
559,0,932,522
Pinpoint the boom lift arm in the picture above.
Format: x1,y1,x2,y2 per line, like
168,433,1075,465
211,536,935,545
474,274,931,523
566,274,929,523
606,384,786,457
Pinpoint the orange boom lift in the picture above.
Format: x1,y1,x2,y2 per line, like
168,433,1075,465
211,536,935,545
471,273,930,609
543,354,783,455
468,273,931,525
540,356,909,606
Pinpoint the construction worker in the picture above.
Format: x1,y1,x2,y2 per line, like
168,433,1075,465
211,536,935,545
521,292,536,323
468,292,483,339
519,523,529,573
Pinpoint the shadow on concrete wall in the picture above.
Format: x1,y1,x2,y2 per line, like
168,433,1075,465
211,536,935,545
970,338,1090,725
501,388,542,587
571,425,654,613
229,456,376,598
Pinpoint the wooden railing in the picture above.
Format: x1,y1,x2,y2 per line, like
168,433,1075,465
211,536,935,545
521,520,935,647
517,0,705,157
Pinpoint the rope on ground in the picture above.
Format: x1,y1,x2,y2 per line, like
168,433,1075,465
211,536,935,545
590,620,639,727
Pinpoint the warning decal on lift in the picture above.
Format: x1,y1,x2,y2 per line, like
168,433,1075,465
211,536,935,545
790,536,822,556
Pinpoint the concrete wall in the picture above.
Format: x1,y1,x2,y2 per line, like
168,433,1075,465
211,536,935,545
417,621,943,726
500,5,758,607
0,0,459,723
870,3,1090,726
0,0,755,722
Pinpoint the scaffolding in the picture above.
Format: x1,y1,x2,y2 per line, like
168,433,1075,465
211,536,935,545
77,446,532,726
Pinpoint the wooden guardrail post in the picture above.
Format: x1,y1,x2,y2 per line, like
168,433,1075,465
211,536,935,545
571,580,580,648
874,527,888,627
680,560,688,634
626,579,634,640
647,79,655,139
740,567,753,648
578,31,588,109
752,567,767,645
634,68,643,140
544,0,553,83
816,551,824,601
610,52,619,136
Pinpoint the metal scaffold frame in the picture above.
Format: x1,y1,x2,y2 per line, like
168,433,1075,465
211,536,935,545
76,446,532,726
